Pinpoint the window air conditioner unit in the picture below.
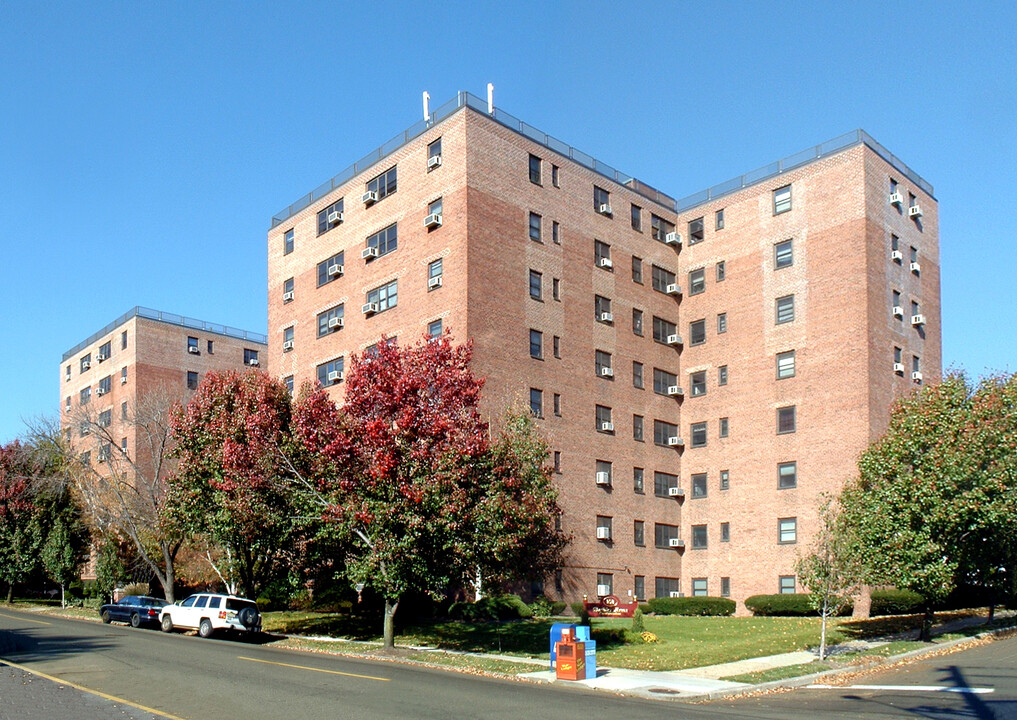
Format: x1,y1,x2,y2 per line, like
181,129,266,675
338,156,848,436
890,250,903,262
600,367,614,377
282,291,294,302
668,487,685,498
81,360,90,369
327,370,343,383
911,314,925,326
96,388,107,396
599,312,613,323
665,283,681,295
424,213,442,229
427,154,442,170
97,353,107,362
597,203,612,216
428,276,443,290
187,346,199,354
892,306,905,319
667,436,684,447
595,471,611,486
328,263,344,277
888,192,904,206
666,385,683,397
665,231,681,246
282,340,294,351
248,358,259,367
910,261,921,274
908,205,923,218
327,210,343,225
328,317,343,330
599,421,614,432
912,371,923,383
362,190,378,205
893,362,906,374
362,302,379,315
666,334,682,346
361,246,379,260
598,257,613,269
669,538,685,549
595,528,611,541
120,376,127,384
669,591,682,598
596,584,612,596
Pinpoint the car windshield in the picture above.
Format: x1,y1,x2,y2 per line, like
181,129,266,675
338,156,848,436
226,599,257,611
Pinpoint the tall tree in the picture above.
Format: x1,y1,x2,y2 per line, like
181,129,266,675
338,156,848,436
0,442,43,602
169,370,295,599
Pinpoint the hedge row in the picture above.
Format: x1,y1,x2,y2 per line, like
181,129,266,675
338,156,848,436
449,595,533,621
744,593,854,616
648,596,736,616
869,589,925,616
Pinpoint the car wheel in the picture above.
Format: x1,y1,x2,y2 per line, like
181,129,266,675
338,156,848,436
130,613,141,628
198,618,214,639
101,611,111,624
161,615,174,633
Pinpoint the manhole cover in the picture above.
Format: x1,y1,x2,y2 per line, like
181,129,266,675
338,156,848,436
648,687,683,695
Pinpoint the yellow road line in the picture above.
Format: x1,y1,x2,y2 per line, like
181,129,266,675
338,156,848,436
237,655,390,682
0,656,187,720
0,611,50,625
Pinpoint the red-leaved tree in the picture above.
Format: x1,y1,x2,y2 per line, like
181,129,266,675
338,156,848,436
0,442,41,602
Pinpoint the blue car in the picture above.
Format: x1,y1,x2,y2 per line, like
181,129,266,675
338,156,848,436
100,595,169,628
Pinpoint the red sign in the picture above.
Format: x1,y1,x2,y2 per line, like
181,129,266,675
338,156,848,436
584,594,639,618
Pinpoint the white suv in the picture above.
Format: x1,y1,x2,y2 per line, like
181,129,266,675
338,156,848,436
159,593,262,638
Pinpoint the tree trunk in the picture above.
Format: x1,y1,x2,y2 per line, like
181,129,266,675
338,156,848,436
819,600,829,661
6,583,12,604
473,567,484,601
60,583,65,610
383,598,399,649
988,603,996,623
919,604,934,642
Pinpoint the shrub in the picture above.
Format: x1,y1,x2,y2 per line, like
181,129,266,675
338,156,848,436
631,608,645,634
638,603,652,615
570,601,585,617
449,595,533,622
870,589,925,616
743,593,849,616
122,582,150,597
530,595,566,617
648,596,736,616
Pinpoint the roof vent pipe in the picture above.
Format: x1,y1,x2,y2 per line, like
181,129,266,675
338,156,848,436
487,83,494,114
422,91,430,123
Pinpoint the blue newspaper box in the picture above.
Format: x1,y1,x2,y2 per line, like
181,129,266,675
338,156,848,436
549,623,596,677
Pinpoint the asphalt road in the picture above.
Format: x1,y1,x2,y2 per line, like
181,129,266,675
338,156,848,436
1,607,1014,720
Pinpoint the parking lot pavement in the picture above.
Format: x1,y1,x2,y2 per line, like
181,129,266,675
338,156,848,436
0,662,170,720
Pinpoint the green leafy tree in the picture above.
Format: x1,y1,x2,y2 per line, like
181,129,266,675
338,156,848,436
0,442,44,602
41,517,80,608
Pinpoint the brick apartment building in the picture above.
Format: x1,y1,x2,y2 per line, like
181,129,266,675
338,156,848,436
266,92,940,609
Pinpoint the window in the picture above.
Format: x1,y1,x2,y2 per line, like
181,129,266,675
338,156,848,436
317,199,344,235
721,577,731,598
690,422,707,448
595,459,612,486
64,396,71,412
529,329,543,359
282,277,294,303
632,415,644,442
317,305,345,337
187,371,199,390
773,184,792,214
529,388,543,418
720,470,730,490
554,451,561,473
595,350,612,378
98,442,112,463
717,313,727,334
551,165,560,187
652,317,677,344
631,467,645,494
689,319,706,345
655,577,679,598
427,138,442,167
529,153,542,185
97,341,111,362
778,461,797,489
653,368,677,396
716,261,726,282
79,420,90,437
552,220,560,244
775,295,795,324
650,213,674,242
553,393,561,416
631,204,642,231
631,256,643,283
206,340,214,355
634,576,645,601
97,375,111,395
366,280,398,313
97,410,111,428
891,233,901,256
691,473,707,498
366,166,397,202
692,578,708,597
594,239,612,269
121,437,128,456
593,185,611,213
284,228,295,254
529,212,542,242
777,350,796,379
688,268,705,295
317,252,345,286
688,217,704,244
366,223,398,258
654,524,680,549
427,197,443,225
284,375,294,394
894,346,903,369
316,357,345,387
715,208,725,230
283,326,294,350
65,365,71,382
653,420,678,447
244,348,260,366
780,576,796,594
121,331,127,350
632,362,644,389
428,258,443,290
691,525,708,549
552,278,560,301
653,471,677,497
652,265,676,294
596,518,613,542
774,239,793,269
427,319,443,339
632,309,644,336
595,295,612,323
529,269,543,300
553,335,561,358
595,405,613,432
718,365,728,386
777,406,796,434
779,518,798,544
913,355,921,375
719,417,729,438
80,353,91,373
121,402,128,421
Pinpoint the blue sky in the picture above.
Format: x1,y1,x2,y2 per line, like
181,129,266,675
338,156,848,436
1,2,1015,443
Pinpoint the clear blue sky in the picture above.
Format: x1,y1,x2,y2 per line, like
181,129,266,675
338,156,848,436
2,2,1015,443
